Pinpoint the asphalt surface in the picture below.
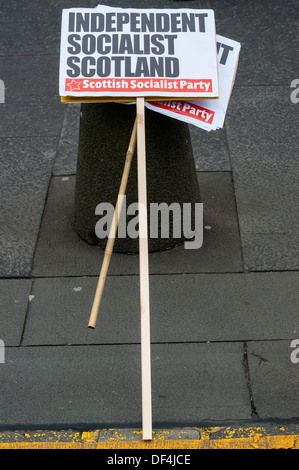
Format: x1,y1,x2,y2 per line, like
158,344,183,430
0,0,298,450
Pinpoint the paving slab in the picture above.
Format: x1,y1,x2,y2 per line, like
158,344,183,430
226,86,299,271
0,55,61,105
23,276,140,346
0,102,65,138
0,343,250,428
247,341,299,419
31,172,243,277
0,103,64,137
0,137,58,277
0,20,62,56
0,0,91,23
0,279,32,346
22,271,299,346
211,0,298,86
190,126,231,171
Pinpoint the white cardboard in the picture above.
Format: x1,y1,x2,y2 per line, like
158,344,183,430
145,35,241,131
59,4,219,100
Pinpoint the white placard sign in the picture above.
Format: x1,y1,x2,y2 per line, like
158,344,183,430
59,4,219,101
145,35,241,131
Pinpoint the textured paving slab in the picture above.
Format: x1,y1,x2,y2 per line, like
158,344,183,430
226,86,299,271
0,0,91,23
0,55,61,105
31,172,243,277
0,343,250,428
22,271,299,346
247,341,299,419
0,21,61,55
0,103,64,137
190,126,231,171
211,0,298,86
0,279,32,346
0,137,58,277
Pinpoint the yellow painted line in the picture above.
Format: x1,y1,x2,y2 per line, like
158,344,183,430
0,426,298,449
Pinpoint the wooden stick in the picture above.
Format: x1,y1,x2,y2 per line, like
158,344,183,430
136,97,152,440
88,118,137,329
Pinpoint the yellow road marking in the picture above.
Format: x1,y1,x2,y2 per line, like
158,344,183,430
0,426,298,449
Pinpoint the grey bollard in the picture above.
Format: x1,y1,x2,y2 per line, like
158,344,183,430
74,102,201,253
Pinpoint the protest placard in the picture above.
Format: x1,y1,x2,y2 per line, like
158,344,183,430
59,4,220,441
145,35,241,131
59,4,219,101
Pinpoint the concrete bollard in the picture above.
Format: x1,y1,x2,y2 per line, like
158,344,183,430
74,102,200,253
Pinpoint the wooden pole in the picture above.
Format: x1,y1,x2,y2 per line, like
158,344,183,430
136,97,152,440
88,118,137,329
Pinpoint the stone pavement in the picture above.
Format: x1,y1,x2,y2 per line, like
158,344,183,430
0,0,298,445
